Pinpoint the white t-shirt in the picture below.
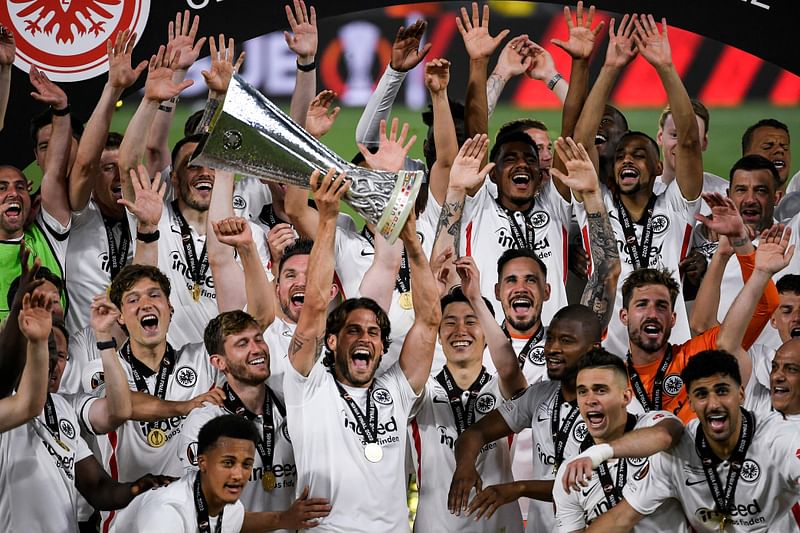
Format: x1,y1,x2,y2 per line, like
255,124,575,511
624,412,800,532
264,316,297,398
111,470,244,533
0,393,93,533
411,372,523,533
553,410,687,533
576,181,701,358
82,342,221,531
653,172,728,217
66,200,134,335
458,180,573,329
284,360,418,532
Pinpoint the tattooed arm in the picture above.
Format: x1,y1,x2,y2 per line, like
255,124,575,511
431,135,494,291
288,169,349,376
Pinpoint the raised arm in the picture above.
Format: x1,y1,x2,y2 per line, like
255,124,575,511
213,217,276,330
398,214,441,393
285,0,318,126
205,169,246,311
355,20,430,147
144,11,205,176
304,90,341,140
194,34,244,135
358,230,402,313
86,295,133,433
0,25,15,132
431,134,494,290
459,2,509,170
118,44,193,201
288,169,348,376
30,67,72,226
456,256,527,398
425,58,459,205
0,292,52,432
633,15,702,200
70,30,147,212
117,166,166,267
487,35,534,117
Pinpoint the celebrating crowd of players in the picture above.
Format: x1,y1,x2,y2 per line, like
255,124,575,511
1,1,800,532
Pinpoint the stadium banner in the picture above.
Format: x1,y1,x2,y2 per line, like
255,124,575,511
0,0,796,169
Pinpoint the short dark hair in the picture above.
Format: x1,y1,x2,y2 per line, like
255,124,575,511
197,414,259,456
440,286,494,317
105,132,123,150
551,304,603,343
496,248,547,281
279,238,313,275
681,349,742,390
621,268,680,309
30,109,84,147
658,99,710,135
742,118,790,154
618,131,660,158
729,154,781,189
777,274,800,295
7,266,63,309
108,264,171,310
496,118,549,139
605,105,629,131
325,298,391,365
204,310,260,356
576,346,627,381
171,133,207,170
490,130,538,163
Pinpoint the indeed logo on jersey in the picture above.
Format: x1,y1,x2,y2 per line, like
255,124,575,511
251,463,297,490
435,424,497,453
616,240,663,267
494,228,551,257
342,412,400,447
40,437,76,481
695,500,765,527
138,416,186,447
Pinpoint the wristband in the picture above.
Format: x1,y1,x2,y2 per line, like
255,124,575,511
51,104,71,116
296,60,316,72
157,104,174,113
583,443,614,468
546,72,564,91
136,229,160,243
96,338,117,351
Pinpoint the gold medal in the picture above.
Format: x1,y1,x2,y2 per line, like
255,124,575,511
147,428,167,448
55,438,70,452
364,443,383,463
719,515,729,531
192,284,201,302
261,471,277,492
398,291,413,310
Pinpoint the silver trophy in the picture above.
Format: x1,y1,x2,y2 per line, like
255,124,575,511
191,73,423,243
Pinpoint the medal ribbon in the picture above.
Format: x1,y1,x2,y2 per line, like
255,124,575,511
221,383,285,476
434,366,491,435
580,414,638,508
334,379,379,445
171,200,210,297
257,204,288,229
361,228,411,294
120,341,176,400
500,201,537,250
101,214,131,280
551,389,581,472
695,408,755,521
615,194,657,270
194,473,224,533
43,392,62,442
626,345,673,412
503,323,544,370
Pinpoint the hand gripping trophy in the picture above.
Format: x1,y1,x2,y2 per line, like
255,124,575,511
191,74,423,243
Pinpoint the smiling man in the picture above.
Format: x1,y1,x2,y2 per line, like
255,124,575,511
587,350,800,533
742,119,792,193
285,169,440,532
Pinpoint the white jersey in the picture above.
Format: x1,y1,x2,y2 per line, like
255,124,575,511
744,343,774,417
111,470,244,533
774,413,800,532
553,410,687,533
178,397,295,523
66,200,134,335
624,412,800,532
151,201,270,348
59,325,101,395
284,360,418,532
411,372,523,533
458,180,572,328
233,176,273,229
653,172,728,217
577,181,701,358
0,393,93,533
264,316,297,398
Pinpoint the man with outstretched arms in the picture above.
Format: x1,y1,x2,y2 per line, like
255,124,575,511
588,350,800,533
553,349,685,532
448,304,604,532
285,168,440,532
178,310,331,530
411,261,527,533
572,15,704,357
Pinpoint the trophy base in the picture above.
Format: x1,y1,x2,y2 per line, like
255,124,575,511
375,170,424,244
